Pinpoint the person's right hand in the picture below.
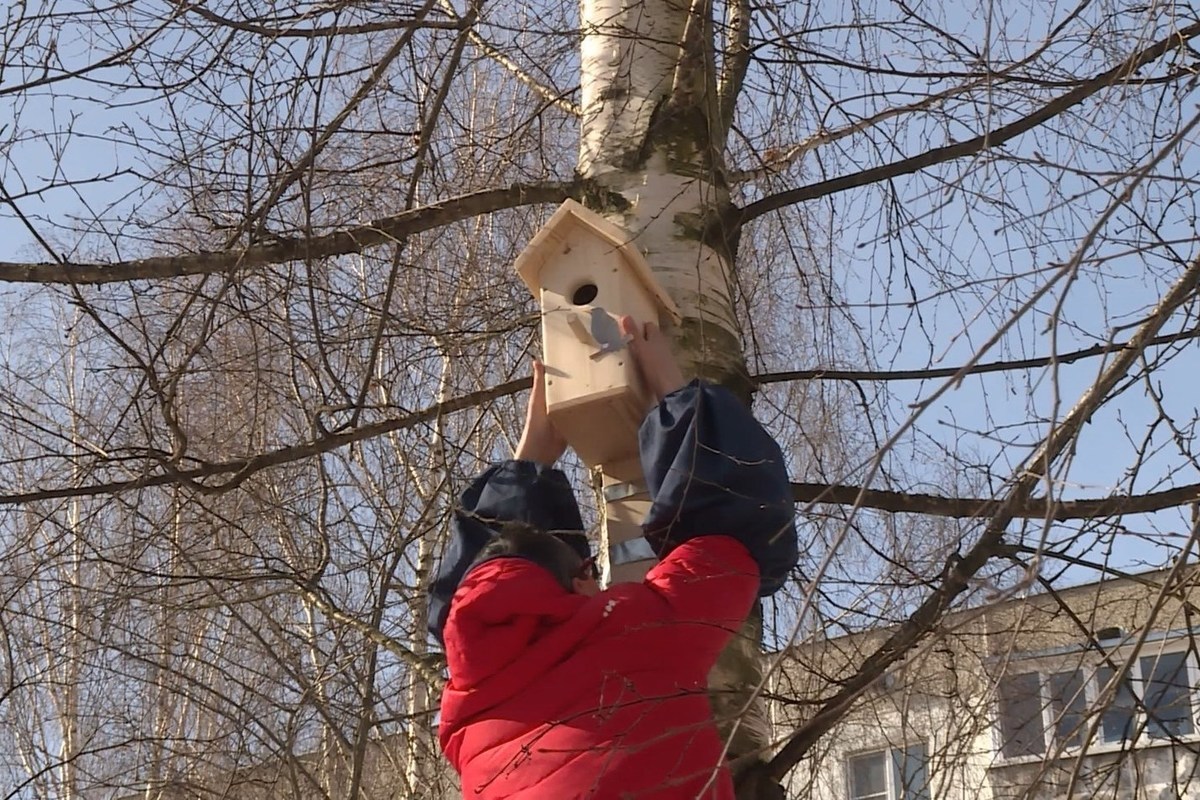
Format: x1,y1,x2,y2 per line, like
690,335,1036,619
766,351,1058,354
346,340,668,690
514,359,569,465
620,316,687,403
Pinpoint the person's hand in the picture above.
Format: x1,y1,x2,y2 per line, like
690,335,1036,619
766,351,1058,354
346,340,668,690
514,360,568,465
620,315,687,403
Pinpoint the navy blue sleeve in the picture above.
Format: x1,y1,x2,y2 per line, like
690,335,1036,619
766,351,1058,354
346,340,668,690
427,460,585,642
639,380,799,597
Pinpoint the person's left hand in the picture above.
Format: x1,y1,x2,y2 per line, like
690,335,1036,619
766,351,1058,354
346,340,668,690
514,360,568,465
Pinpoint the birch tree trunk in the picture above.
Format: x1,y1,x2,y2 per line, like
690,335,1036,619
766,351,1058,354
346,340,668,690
577,0,774,789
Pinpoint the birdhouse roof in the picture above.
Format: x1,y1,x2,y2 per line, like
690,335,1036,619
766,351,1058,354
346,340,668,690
515,199,682,323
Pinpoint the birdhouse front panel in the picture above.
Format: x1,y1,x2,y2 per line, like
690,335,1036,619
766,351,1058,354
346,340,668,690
514,199,681,474
537,222,661,470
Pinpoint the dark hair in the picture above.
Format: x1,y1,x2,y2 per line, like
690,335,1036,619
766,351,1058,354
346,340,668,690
470,521,586,592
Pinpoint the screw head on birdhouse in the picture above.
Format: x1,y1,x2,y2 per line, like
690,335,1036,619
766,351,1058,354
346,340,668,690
515,199,681,475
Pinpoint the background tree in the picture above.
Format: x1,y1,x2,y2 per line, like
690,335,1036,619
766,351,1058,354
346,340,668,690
3,1,1200,798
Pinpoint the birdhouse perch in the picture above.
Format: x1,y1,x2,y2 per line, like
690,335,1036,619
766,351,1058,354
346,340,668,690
516,199,681,477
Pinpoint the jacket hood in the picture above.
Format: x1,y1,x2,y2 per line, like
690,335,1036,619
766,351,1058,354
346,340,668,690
443,558,590,690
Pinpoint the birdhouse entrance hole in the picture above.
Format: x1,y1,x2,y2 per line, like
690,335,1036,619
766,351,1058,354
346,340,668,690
571,282,598,306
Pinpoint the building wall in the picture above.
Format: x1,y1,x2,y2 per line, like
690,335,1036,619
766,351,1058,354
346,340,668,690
772,569,1200,800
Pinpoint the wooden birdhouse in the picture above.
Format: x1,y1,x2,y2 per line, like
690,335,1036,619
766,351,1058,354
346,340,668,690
516,199,681,478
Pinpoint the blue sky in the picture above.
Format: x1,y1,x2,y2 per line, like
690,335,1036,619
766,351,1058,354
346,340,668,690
3,1,1198,592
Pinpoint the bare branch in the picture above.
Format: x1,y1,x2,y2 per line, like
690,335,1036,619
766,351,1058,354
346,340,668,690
715,0,750,143
3,372,1198,522
0,377,533,505
468,34,580,117
288,577,447,691
2,318,1196,508
0,182,576,284
0,9,185,97
734,20,1200,224
791,480,1200,521
180,3,464,37
445,0,581,118
729,78,992,184
235,0,444,244
755,325,1200,385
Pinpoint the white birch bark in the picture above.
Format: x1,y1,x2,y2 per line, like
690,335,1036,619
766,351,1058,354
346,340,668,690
578,0,772,781
579,0,744,386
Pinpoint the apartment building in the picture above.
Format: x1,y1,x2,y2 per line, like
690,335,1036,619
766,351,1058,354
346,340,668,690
774,567,1200,800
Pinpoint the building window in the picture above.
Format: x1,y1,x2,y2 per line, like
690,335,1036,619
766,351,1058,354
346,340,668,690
1047,669,1088,748
1096,664,1135,743
997,647,1199,757
848,742,930,800
998,672,1046,757
1141,651,1194,738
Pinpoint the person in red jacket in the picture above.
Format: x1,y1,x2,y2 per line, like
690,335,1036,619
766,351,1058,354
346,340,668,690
428,317,799,799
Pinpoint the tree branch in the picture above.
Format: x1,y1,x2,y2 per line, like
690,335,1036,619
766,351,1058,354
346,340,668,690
234,0,443,245
792,480,1200,521
714,0,751,144
755,325,1200,385
439,0,581,118
733,20,1200,225
348,0,482,428
181,3,464,37
4,373,1198,522
728,76,994,184
4,319,1199,507
467,34,580,117
289,577,447,691
0,182,576,284
0,9,185,98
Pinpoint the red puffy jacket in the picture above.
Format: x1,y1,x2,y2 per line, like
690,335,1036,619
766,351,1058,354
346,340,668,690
439,535,759,799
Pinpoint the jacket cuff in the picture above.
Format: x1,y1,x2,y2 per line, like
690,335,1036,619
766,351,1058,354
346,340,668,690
637,380,799,596
463,459,584,533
